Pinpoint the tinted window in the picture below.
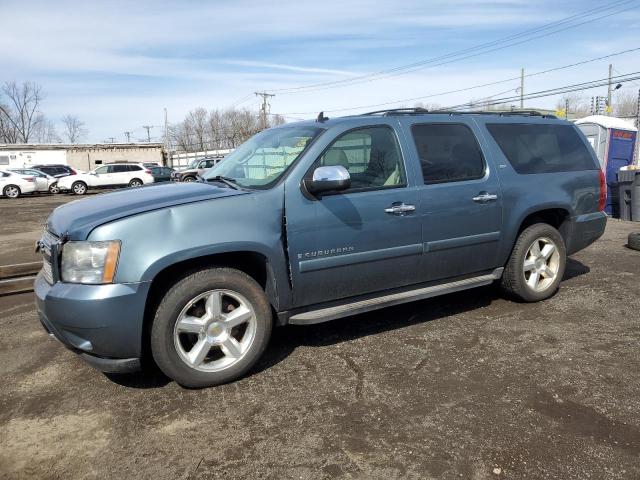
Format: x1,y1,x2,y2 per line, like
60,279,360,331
318,126,405,190
486,123,597,174
111,165,129,173
411,124,485,184
129,165,142,171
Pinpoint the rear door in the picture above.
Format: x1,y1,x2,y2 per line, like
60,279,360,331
110,164,131,185
285,123,423,307
398,117,503,281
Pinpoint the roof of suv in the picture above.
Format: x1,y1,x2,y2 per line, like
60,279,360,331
284,108,562,130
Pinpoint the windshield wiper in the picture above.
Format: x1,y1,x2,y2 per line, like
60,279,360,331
205,175,240,190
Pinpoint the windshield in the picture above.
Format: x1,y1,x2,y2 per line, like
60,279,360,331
203,125,323,189
188,159,200,169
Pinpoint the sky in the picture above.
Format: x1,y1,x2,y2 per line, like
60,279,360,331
1,0,640,143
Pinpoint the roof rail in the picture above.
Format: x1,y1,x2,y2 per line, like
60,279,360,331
362,108,556,119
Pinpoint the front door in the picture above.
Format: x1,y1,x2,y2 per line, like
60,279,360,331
400,119,503,281
285,124,423,307
91,165,112,186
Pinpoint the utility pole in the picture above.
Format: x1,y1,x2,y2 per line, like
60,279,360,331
607,63,613,116
520,68,524,109
565,98,569,119
636,89,640,129
106,137,115,144
142,125,153,142
124,131,132,143
163,108,169,166
255,92,275,129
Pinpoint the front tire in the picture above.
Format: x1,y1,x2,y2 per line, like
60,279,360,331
129,178,143,187
71,181,87,195
183,176,196,182
3,185,21,198
150,268,272,388
501,223,566,302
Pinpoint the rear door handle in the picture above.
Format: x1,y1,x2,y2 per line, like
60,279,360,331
384,202,416,215
472,192,498,203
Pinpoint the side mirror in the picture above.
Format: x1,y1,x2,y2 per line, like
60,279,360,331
305,165,351,196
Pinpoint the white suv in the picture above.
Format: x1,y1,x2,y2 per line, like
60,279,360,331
58,163,155,195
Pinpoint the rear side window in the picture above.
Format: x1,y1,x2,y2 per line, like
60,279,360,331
129,165,142,171
486,123,597,174
111,165,129,173
411,123,485,184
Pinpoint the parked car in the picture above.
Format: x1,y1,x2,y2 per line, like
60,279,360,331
8,168,59,193
149,166,175,182
0,169,36,198
56,162,155,195
35,109,607,387
32,164,78,179
171,157,221,182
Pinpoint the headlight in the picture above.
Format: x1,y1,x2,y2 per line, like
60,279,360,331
61,241,121,284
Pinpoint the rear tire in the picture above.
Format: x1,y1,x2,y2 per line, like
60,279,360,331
150,268,272,388
628,232,640,251
501,223,566,302
71,181,87,195
3,185,21,198
49,183,60,194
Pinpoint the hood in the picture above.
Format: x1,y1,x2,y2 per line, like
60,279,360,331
47,182,247,240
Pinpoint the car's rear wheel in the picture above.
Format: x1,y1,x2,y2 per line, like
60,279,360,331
501,223,566,302
3,185,21,198
129,178,143,187
71,181,87,195
150,268,272,388
49,183,60,194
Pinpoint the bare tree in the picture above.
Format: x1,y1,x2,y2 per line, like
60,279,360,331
555,94,590,118
0,81,45,142
61,114,87,143
36,119,60,143
613,90,638,117
171,107,283,153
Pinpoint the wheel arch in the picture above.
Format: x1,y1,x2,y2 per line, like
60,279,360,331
140,250,279,362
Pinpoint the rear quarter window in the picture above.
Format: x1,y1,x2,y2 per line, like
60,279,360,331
486,123,597,174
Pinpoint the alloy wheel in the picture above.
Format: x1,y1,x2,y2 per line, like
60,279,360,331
173,289,257,372
523,237,560,292
4,186,19,198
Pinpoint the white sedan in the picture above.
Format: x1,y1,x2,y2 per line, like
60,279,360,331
0,170,37,198
9,168,59,193
57,163,155,195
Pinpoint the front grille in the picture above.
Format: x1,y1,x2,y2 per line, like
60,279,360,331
42,260,53,284
40,229,59,284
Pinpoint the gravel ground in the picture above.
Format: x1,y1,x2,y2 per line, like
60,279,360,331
0,193,639,479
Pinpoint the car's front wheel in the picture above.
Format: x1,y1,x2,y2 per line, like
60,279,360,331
129,178,143,187
71,181,87,195
150,268,272,388
183,176,196,182
501,223,566,302
3,185,21,198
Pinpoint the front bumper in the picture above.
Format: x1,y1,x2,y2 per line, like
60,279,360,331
34,272,150,373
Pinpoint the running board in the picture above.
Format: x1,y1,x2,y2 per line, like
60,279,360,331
289,268,503,325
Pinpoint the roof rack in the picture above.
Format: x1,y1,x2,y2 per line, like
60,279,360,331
361,108,556,119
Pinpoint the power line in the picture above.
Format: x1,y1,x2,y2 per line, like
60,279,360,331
275,46,640,115
443,71,640,110
267,0,637,94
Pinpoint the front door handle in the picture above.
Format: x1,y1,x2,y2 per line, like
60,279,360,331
384,202,416,216
472,192,498,203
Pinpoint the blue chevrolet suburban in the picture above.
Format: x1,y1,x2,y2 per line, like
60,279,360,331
35,109,607,387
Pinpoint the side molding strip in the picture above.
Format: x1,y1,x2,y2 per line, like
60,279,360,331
289,267,504,325
298,243,423,273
